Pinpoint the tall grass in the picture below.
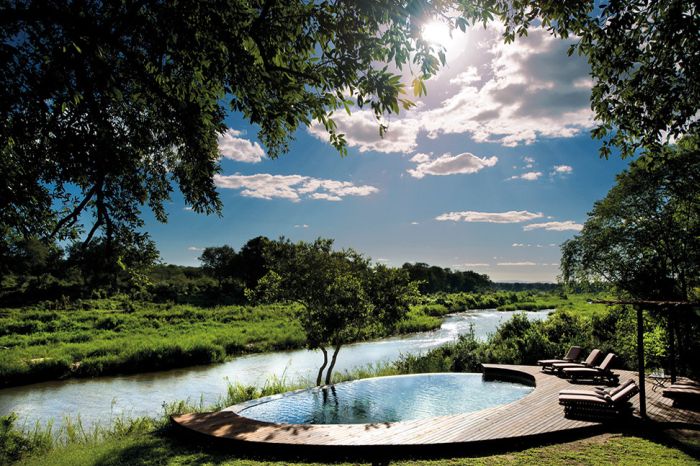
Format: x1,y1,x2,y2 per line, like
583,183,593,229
0,292,595,386
0,295,449,387
1,364,402,464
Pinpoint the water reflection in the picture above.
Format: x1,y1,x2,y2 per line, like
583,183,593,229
239,373,533,424
0,309,550,427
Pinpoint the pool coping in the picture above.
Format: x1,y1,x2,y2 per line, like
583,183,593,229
170,365,696,457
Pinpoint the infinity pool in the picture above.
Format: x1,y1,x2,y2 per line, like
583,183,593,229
236,373,534,424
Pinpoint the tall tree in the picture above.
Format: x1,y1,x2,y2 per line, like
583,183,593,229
3,1,697,252
237,236,271,289
1,1,476,247
561,133,700,376
198,245,238,286
252,238,418,385
561,134,700,301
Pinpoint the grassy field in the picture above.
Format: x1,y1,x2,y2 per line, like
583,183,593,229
0,292,608,387
0,298,444,387
18,432,696,466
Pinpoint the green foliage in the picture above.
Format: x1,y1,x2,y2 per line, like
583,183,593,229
562,136,700,301
1,413,50,464
561,136,700,376
396,306,680,377
0,300,306,387
253,238,419,384
401,262,492,294
1,1,497,250
198,245,238,286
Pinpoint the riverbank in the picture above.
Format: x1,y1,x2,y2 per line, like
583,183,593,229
0,299,438,388
0,292,579,387
0,310,552,428
2,369,696,465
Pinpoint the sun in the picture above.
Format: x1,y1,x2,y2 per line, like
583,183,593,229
421,21,452,46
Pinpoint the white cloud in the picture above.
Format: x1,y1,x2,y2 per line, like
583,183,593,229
523,157,535,164
512,243,525,247
187,246,203,252
497,261,537,266
523,220,583,231
214,173,378,202
307,110,420,153
218,129,265,163
411,221,420,225
552,165,573,173
376,258,390,263
449,67,481,86
454,263,490,268
294,224,309,228
436,210,543,223
410,153,431,163
408,152,498,179
509,171,542,181
183,206,193,211
551,165,573,177
307,25,593,154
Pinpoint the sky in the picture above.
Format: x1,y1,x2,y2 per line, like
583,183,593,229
145,22,632,282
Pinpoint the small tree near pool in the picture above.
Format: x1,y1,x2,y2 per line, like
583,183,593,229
251,238,418,385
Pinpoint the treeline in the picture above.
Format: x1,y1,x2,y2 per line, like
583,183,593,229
400,263,492,293
0,234,560,306
492,282,560,292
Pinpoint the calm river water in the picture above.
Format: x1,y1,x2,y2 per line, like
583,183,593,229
0,309,550,428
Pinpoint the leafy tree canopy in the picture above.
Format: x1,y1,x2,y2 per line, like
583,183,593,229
1,0,480,248
198,245,238,286
2,0,698,254
561,133,700,301
251,238,418,384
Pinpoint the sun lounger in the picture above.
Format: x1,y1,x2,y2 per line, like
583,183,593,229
559,379,639,420
662,381,700,409
537,346,583,373
563,353,619,384
559,378,635,397
550,349,603,374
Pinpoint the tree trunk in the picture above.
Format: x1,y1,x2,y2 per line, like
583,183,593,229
324,344,342,385
316,347,328,386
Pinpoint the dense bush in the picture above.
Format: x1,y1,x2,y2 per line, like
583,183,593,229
395,307,688,378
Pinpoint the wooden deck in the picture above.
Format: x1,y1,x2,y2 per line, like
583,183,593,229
172,365,699,455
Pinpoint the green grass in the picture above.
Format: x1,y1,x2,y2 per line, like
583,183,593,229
0,298,440,387
0,292,611,387
17,430,697,465
3,369,695,466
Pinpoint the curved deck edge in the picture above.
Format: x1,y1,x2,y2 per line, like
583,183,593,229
171,365,697,458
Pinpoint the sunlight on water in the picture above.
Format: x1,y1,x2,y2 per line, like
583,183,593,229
239,373,533,424
0,309,550,427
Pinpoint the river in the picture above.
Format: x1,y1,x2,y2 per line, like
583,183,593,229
0,309,551,428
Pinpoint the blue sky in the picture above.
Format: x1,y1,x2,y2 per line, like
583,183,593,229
146,23,632,282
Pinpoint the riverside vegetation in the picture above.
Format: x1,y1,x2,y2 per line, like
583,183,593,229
1,294,695,464
0,290,565,387
1,316,696,465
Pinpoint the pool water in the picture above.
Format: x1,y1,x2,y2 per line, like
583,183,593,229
237,373,533,424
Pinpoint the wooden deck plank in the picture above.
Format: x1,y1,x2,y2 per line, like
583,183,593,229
172,365,699,451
